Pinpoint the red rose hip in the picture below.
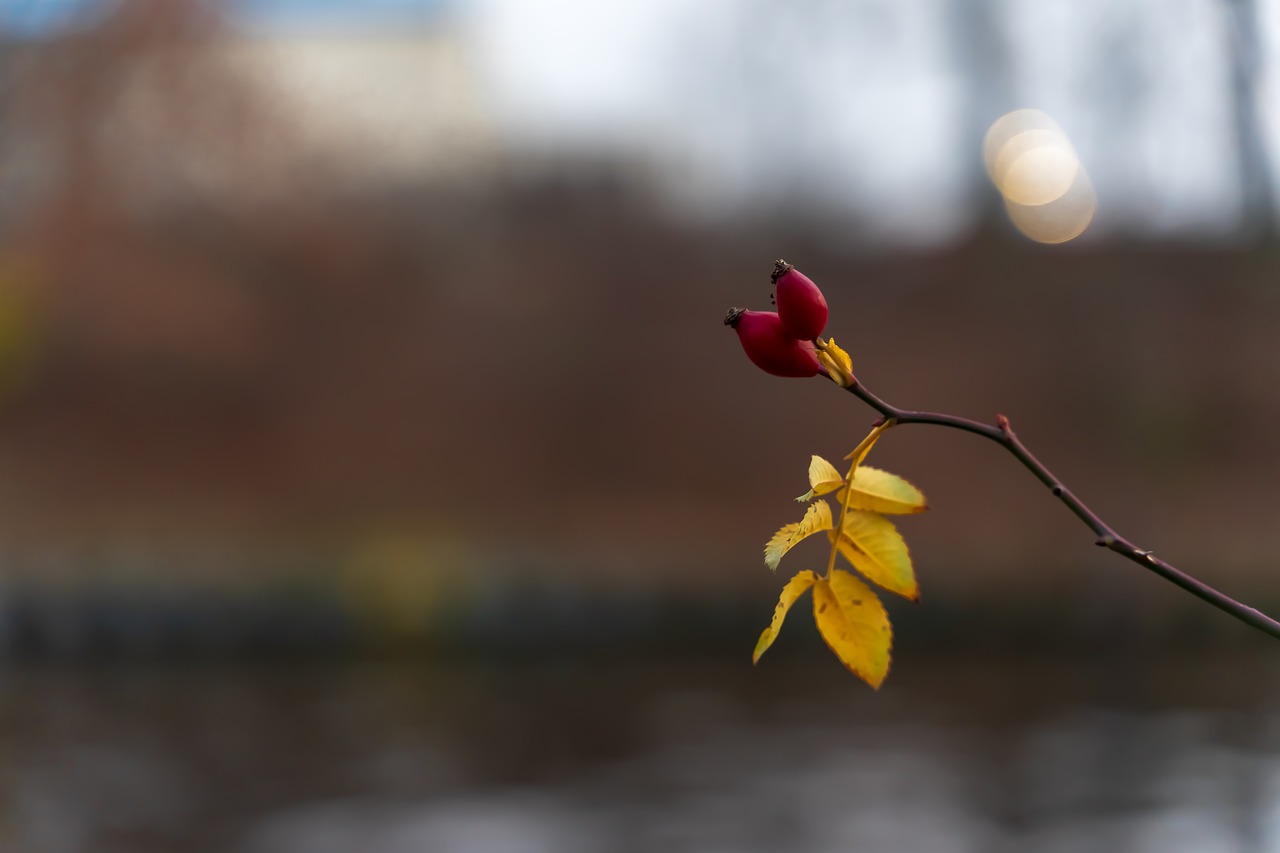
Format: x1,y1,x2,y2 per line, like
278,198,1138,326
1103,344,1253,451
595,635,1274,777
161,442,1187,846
724,308,824,378
771,259,828,341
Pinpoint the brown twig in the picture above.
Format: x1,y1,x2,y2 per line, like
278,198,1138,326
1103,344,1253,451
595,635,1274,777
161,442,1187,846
844,378,1280,641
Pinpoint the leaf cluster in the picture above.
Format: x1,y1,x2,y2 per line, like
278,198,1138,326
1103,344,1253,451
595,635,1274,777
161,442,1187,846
753,420,927,688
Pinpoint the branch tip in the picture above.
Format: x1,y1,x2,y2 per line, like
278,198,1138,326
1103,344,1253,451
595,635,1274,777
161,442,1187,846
832,376,1280,641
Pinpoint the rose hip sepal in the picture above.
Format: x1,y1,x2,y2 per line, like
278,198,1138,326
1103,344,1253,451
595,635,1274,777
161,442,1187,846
724,308,825,378
771,260,828,341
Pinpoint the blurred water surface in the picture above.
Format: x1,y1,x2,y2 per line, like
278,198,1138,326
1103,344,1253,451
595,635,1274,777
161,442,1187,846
4,649,1279,853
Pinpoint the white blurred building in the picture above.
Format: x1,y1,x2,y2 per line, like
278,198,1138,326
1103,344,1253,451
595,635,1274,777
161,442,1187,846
221,25,499,190
0,6,503,213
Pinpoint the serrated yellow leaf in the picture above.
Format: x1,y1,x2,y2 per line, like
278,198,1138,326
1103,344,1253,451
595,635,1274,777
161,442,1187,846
828,511,918,600
838,466,928,515
812,570,892,688
764,501,833,570
800,455,844,500
752,570,817,664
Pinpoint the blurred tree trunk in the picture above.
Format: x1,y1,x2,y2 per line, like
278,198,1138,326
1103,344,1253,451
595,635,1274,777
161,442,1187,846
1225,0,1276,239
946,0,1012,231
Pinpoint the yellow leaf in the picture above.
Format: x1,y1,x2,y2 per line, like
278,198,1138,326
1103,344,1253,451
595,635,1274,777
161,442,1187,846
752,570,817,664
828,511,918,600
764,501,833,570
838,466,928,515
817,338,855,387
797,455,844,501
812,570,892,688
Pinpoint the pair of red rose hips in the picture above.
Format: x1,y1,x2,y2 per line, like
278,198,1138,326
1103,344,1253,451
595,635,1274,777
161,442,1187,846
725,260,829,377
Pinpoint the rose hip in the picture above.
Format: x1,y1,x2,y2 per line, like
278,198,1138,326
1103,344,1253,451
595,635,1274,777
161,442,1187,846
724,308,824,378
771,260,828,341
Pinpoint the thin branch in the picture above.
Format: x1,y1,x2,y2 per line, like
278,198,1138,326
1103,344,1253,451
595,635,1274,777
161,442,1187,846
843,378,1280,641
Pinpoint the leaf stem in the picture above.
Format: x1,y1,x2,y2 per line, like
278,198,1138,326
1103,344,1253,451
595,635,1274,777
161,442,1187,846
842,379,1280,641
826,422,890,579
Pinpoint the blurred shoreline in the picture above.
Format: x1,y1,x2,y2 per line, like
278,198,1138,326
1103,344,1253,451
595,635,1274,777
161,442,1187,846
3,556,1275,662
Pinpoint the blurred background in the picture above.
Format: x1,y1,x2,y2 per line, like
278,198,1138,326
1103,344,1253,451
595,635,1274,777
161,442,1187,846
2,0,1280,850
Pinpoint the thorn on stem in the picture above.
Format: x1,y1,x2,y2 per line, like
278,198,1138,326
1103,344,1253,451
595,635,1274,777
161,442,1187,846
995,414,1011,434
1096,535,1117,548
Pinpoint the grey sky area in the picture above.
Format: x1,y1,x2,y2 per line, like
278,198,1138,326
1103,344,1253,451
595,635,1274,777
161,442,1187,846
5,0,1276,242
462,0,1279,243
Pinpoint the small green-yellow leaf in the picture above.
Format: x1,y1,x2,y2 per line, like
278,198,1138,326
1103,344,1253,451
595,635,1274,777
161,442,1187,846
812,570,892,688
796,455,844,501
764,501,833,570
817,338,855,387
828,510,918,600
752,570,817,664
838,466,928,515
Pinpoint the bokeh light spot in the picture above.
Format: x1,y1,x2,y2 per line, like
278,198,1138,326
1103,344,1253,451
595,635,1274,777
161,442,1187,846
993,130,1078,205
984,109,1095,243
1004,171,1097,244
982,109,1062,181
